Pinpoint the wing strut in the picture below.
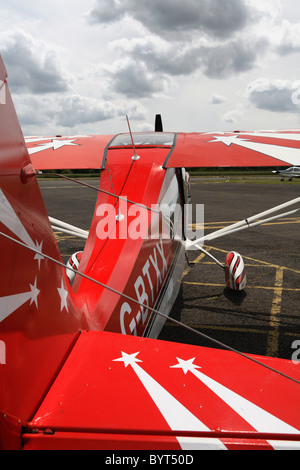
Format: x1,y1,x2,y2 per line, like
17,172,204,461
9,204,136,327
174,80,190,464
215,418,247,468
186,197,300,248
185,197,300,291
49,217,89,240
1,228,300,387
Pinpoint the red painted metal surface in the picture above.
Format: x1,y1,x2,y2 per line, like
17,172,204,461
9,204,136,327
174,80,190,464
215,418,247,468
23,331,300,450
26,131,300,172
0,55,85,448
164,132,300,168
73,152,182,337
27,135,114,170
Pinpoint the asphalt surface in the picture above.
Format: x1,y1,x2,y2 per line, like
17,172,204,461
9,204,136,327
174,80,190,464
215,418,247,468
39,177,300,360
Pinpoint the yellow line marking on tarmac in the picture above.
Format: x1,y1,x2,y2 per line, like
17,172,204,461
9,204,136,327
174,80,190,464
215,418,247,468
199,245,300,274
191,217,300,231
201,261,282,268
266,267,284,357
184,281,299,292
40,185,93,189
54,231,89,242
164,322,297,338
183,245,299,357
54,233,77,241
192,217,299,225
182,248,211,279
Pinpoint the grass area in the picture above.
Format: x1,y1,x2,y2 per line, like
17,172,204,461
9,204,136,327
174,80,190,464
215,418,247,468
36,168,300,185
37,170,100,180
190,175,300,185
188,167,281,176
188,168,300,184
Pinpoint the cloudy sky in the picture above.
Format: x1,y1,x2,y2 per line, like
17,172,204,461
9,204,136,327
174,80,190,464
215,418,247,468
1,0,300,136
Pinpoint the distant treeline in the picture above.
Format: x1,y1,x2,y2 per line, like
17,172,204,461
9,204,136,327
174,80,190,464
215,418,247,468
37,167,285,178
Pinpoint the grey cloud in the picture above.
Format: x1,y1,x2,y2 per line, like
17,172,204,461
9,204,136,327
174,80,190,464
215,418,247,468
13,93,112,130
113,37,201,77
13,95,56,128
89,0,125,24
55,95,116,127
14,92,148,133
1,30,69,94
89,0,271,99
131,0,251,39
89,0,255,40
104,59,173,98
246,78,300,113
210,93,226,104
199,37,269,78
111,34,268,87
104,37,263,100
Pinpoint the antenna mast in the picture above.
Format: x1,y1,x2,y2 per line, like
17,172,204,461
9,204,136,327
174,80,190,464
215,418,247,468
126,115,140,161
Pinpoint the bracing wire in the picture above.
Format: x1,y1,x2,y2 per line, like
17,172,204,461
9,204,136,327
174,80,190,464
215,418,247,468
1,229,300,387
42,172,160,214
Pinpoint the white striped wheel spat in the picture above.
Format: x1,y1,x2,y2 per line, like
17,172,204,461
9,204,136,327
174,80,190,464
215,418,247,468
224,251,247,291
66,251,83,283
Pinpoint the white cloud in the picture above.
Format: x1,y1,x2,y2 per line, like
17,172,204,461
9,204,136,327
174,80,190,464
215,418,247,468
0,0,300,134
0,29,69,94
222,104,244,123
13,89,148,135
275,21,300,56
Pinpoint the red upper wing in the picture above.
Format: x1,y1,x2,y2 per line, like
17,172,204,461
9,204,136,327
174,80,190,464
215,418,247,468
26,131,300,171
164,131,300,168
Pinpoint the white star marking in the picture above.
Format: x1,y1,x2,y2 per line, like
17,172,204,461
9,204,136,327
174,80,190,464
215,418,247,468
0,278,40,323
113,351,142,368
113,351,226,449
0,188,44,268
207,134,250,146
28,139,80,155
170,357,201,375
34,240,44,270
57,279,69,313
207,133,300,166
170,357,300,441
25,135,92,144
0,79,6,105
29,277,40,308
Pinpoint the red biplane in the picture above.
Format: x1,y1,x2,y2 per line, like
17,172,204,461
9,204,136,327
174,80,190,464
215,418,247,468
1,53,300,450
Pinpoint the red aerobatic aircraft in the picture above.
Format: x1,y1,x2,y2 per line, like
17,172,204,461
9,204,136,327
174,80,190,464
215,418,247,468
0,53,300,450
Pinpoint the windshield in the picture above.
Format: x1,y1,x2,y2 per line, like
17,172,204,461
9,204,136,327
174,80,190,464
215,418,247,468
109,132,175,148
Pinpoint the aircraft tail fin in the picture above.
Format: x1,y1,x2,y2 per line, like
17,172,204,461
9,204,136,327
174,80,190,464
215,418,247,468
0,54,83,449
